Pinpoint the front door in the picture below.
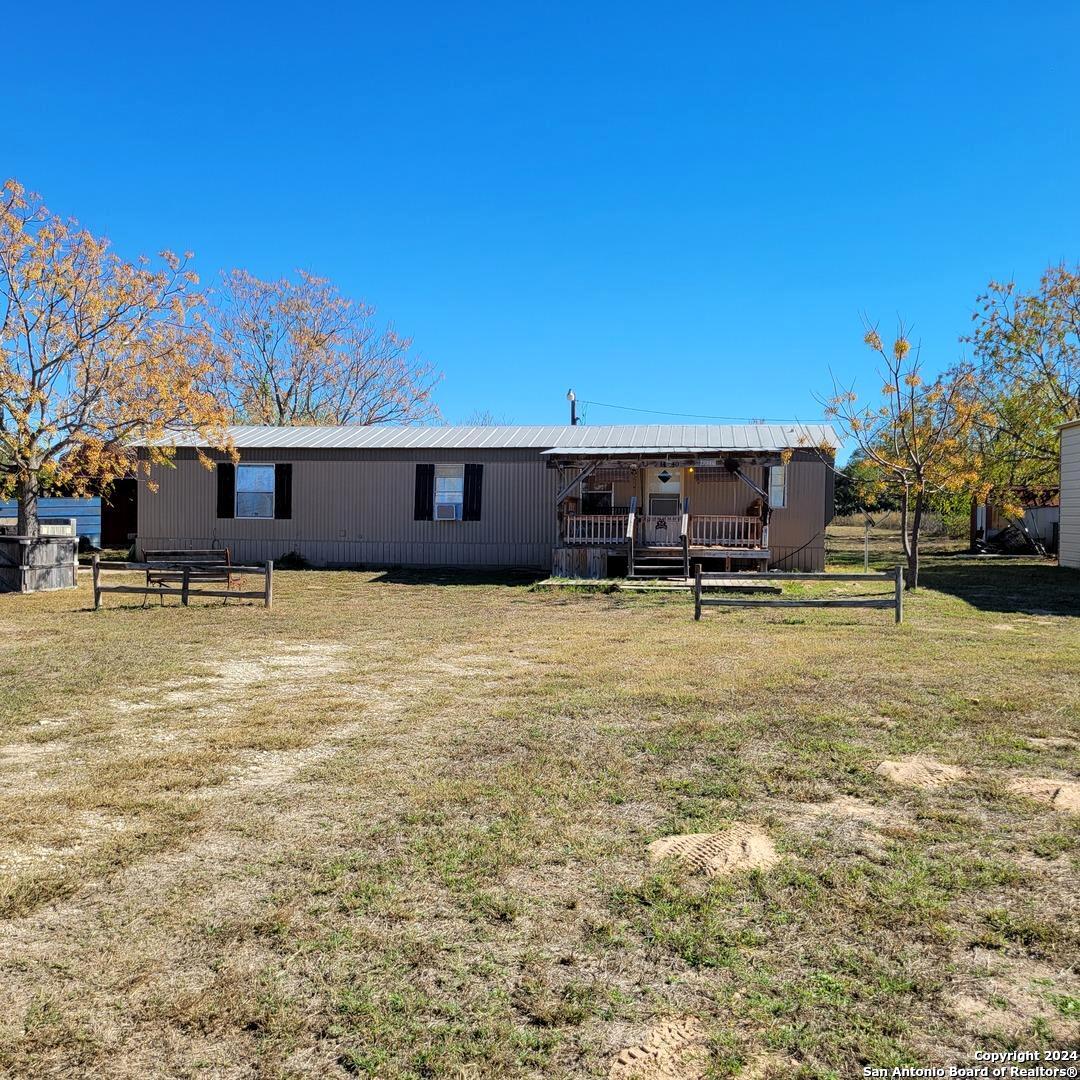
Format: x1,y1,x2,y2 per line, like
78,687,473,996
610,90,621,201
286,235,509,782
642,467,682,544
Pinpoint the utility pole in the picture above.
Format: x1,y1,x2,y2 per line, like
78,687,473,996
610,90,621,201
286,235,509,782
567,389,578,425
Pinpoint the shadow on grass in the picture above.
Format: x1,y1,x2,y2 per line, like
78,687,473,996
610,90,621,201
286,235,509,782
367,566,546,587
920,557,1080,615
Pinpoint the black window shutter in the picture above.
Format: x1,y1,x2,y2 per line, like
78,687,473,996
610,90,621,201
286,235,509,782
274,464,292,519
216,463,235,519
463,463,483,521
414,463,435,520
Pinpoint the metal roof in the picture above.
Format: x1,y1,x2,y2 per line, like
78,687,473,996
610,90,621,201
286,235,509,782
148,422,839,453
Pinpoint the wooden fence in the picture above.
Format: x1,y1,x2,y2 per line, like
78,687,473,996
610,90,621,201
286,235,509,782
694,566,905,624
91,556,273,609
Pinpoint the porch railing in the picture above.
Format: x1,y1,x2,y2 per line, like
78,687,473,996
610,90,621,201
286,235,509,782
563,513,630,545
687,514,762,547
563,512,765,548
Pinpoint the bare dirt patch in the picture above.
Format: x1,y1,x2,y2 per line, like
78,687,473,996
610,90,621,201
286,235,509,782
0,741,69,795
608,1018,709,1080
1024,736,1076,751
0,811,128,873
864,715,899,730
1007,776,1080,813
797,794,905,830
107,642,349,718
950,948,1077,1042
738,1055,798,1080
647,825,780,878
875,757,967,789
422,649,544,681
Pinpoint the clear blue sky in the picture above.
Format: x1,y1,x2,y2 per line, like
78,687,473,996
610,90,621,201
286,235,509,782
7,2,1079,428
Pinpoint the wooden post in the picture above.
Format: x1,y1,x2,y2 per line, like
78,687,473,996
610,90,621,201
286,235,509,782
864,523,870,573
92,555,101,610
264,560,273,608
894,565,904,624
681,497,690,580
694,564,702,620
181,566,190,606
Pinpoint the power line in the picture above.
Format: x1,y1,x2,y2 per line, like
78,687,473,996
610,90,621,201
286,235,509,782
578,398,829,424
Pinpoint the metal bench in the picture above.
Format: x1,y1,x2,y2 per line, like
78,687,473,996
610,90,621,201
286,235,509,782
142,548,239,605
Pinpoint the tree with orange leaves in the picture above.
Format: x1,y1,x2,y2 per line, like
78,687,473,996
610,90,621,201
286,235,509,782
212,269,440,426
955,264,1080,513
0,179,231,536
822,322,984,588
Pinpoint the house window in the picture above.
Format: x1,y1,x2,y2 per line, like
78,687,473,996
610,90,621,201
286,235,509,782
236,464,276,519
582,480,614,514
769,465,787,509
649,494,680,516
434,464,465,520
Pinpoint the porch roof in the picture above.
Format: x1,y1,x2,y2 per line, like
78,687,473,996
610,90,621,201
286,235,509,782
537,423,838,453
542,445,783,457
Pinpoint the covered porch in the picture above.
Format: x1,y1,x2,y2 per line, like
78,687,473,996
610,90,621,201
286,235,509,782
547,449,785,578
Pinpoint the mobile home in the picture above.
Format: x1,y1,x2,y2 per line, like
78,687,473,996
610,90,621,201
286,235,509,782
137,423,839,576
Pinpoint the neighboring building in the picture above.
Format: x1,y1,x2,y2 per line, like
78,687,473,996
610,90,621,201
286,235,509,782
0,497,102,546
970,495,1060,554
0,485,138,550
1061,419,1080,569
137,423,839,576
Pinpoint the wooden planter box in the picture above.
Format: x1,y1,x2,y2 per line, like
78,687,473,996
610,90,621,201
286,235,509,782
0,535,79,593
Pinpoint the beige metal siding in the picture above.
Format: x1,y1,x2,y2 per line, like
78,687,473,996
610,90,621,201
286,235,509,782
1061,423,1080,569
139,449,831,572
764,462,828,571
687,466,764,516
687,463,827,570
138,448,558,568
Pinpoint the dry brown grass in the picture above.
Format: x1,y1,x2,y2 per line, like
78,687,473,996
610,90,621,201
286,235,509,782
0,539,1077,1078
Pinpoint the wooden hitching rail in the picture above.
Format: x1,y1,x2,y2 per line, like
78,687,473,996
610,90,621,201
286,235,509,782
694,566,905,624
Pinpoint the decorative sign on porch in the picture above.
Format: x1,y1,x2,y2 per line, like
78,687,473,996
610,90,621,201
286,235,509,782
657,470,672,484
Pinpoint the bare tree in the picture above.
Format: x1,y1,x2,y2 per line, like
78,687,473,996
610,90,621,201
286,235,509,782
462,409,513,426
213,269,441,425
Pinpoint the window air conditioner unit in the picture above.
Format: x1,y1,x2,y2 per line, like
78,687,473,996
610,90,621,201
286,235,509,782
435,503,458,520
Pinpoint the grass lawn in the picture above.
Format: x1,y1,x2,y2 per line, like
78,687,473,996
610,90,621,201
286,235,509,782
0,531,1077,1078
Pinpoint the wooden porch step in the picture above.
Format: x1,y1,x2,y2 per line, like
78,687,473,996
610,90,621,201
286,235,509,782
630,560,687,579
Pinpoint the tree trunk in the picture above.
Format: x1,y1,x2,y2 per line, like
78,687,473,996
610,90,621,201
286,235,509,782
17,469,41,537
907,488,925,590
898,487,912,562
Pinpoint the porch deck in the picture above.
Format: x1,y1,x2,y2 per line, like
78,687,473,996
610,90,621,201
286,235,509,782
560,510,770,579
563,512,766,551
